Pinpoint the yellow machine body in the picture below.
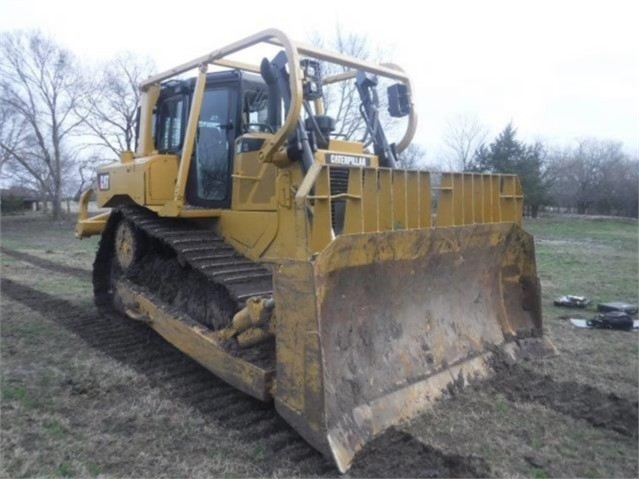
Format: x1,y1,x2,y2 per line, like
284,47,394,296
76,29,554,472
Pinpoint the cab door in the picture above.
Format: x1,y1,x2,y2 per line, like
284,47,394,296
186,86,238,208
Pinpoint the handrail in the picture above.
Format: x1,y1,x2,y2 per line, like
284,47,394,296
137,28,417,185
140,29,288,89
139,29,302,166
322,63,416,153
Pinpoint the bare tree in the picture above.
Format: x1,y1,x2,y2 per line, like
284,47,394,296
397,143,427,169
310,27,397,143
71,154,104,201
311,28,367,140
569,138,624,214
0,102,27,176
547,138,634,216
543,145,569,209
442,113,488,171
78,52,155,157
598,153,638,217
0,30,85,220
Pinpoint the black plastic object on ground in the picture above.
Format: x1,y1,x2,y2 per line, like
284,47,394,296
597,302,638,315
554,295,590,308
570,311,638,331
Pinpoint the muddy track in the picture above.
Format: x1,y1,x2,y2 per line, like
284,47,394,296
94,206,277,368
485,362,638,438
0,246,91,280
1,277,490,478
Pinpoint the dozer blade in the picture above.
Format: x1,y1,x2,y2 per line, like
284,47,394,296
273,222,556,473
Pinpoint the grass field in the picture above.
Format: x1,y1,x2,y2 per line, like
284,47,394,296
1,213,637,478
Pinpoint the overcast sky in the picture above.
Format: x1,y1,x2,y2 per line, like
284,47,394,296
2,0,638,160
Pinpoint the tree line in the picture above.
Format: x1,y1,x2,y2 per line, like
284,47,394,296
1,30,636,220
443,118,638,218
0,31,154,219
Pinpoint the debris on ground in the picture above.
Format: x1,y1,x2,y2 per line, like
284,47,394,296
554,295,590,308
570,311,638,331
597,302,638,315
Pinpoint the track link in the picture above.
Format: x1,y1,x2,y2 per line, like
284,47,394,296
124,206,271,303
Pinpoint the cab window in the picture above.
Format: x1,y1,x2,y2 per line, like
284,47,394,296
156,96,184,152
242,88,270,133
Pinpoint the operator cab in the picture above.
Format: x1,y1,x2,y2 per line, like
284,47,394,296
152,71,273,208
148,56,411,210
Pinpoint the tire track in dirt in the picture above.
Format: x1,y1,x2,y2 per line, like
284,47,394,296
484,361,638,438
0,246,91,280
351,428,490,478
1,277,490,478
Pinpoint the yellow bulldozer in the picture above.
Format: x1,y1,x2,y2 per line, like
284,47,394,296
76,29,555,472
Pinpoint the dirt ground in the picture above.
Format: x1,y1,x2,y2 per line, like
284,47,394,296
1,214,637,478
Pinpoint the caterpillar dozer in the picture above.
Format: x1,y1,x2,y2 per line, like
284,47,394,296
76,29,555,472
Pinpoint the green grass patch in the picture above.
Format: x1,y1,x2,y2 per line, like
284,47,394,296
494,396,510,414
584,467,603,478
44,420,68,440
251,442,266,461
31,275,92,297
525,216,638,308
85,461,103,477
9,320,47,340
2,385,28,402
53,462,74,478
530,466,549,478
1,215,100,254
1,384,40,410
525,216,637,241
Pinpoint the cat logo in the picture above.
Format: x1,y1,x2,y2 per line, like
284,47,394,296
325,153,370,167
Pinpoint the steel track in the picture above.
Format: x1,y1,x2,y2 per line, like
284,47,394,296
93,205,275,368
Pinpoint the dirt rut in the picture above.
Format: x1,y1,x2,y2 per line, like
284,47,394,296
484,363,638,438
1,246,91,280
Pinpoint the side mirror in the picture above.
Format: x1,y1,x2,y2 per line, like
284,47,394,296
301,58,323,101
387,83,411,118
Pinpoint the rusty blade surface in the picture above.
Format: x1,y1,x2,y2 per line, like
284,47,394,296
307,222,554,472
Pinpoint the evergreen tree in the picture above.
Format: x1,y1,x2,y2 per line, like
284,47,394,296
471,123,547,217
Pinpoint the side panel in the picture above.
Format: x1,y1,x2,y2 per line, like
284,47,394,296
217,211,278,259
146,156,179,204
96,162,145,207
232,139,278,211
96,155,179,208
